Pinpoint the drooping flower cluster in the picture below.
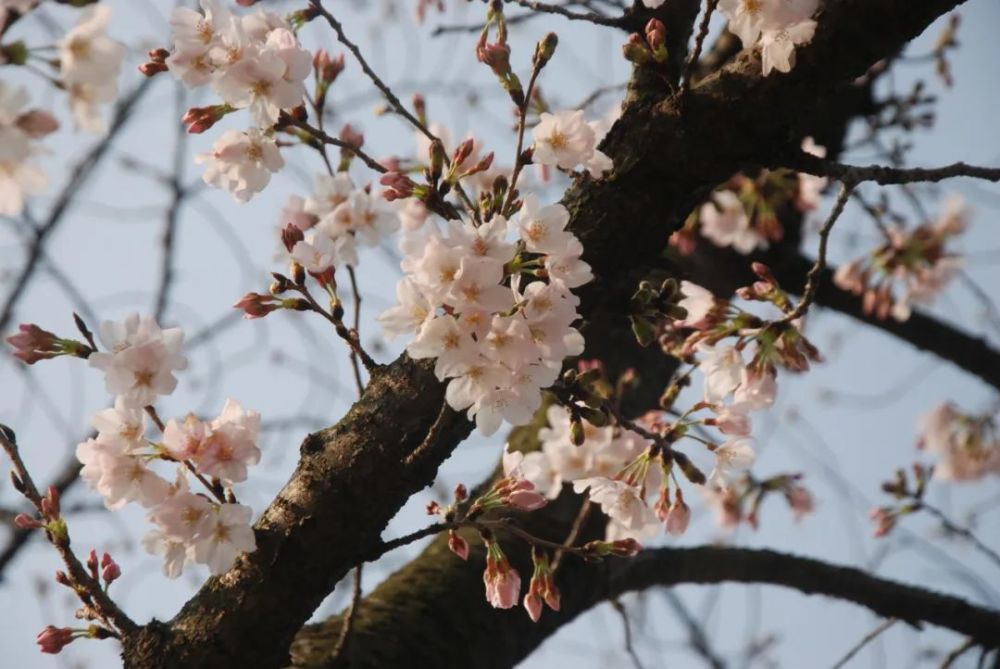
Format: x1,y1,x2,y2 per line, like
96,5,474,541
58,5,126,133
530,110,613,179
719,0,820,76
72,314,258,577
0,82,56,215
917,402,1000,481
672,138,827,255
161,1,311,200
378,195,591,435
833,196,966,322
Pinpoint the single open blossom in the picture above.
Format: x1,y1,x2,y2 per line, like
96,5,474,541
59,5,125,85
0,82,51,214
573,477,658,537
700,190,766,254
88,314,188,408
77,437,171,509
196,128,283,201
214,28,309,126
677,281,718,329
90,397,146,451
193,503,257,575
197,399,261,483
699,344,744,404
760,20,817,76
709,438,756,487
531,110,612,178
916,402,1000,481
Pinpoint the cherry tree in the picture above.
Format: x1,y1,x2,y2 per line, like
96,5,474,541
1,0,999,667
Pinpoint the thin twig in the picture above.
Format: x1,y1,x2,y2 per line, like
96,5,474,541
920,501,1000,572
790,155,1000,186
680,0,719,99
502,62,544,216
328,564,363,666
0,426,136,633
309,0,480,221
777,182,855,324
830,618,898,669
937,637,976,669
346,267,364,397
610,598,646,669
501,0,626,28
284,116,387,175
551,499,591,573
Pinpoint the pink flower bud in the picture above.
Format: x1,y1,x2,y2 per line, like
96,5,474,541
425,500,441,516
453,483,468,503
101,558,121,585
15,110,58,138
36,626,75,654
281,223,305,253
483,558,521,609
14,513,42,530
523,591,543,622
338,123,364,150
785,485,814,520
447,531,469,561
6,324,61,364
233,293,280,320
504,488,547,511
452,138,475,167
313,50,345,85
182,105,229,134
138,61,168,77
665,490,691,536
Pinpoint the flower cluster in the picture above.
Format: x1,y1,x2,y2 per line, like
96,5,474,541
161,1,311,200
0,82,56,215
833,196,966,322
530,110,612,179
283,172,401,270
673,138,827,255
917,402,999,481
59,5,126,133
378,195,592,435
719,0,820,76
71,314,258,578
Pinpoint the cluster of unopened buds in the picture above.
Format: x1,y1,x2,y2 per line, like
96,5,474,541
915,401,999,481
869,463,933,537
7,314,260,579
833,196,967,322
671,138,827,255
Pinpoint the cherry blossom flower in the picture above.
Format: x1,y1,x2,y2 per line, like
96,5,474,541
677,281,717,329
90,397,146,451
573,477,658,538
193,503,257,575
531,110,612,178
88,314,188,408
0,83,51,214
483,547,521,609
664,489,691,535
700,190,766,254
196,128,284,201
377,278,433,339
709,438,756,487
142,529,190,578
59,5,125,86
760,20,817,76
517,195,573,255
698,344,744,404
196,399,261,483
76,438,170,510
